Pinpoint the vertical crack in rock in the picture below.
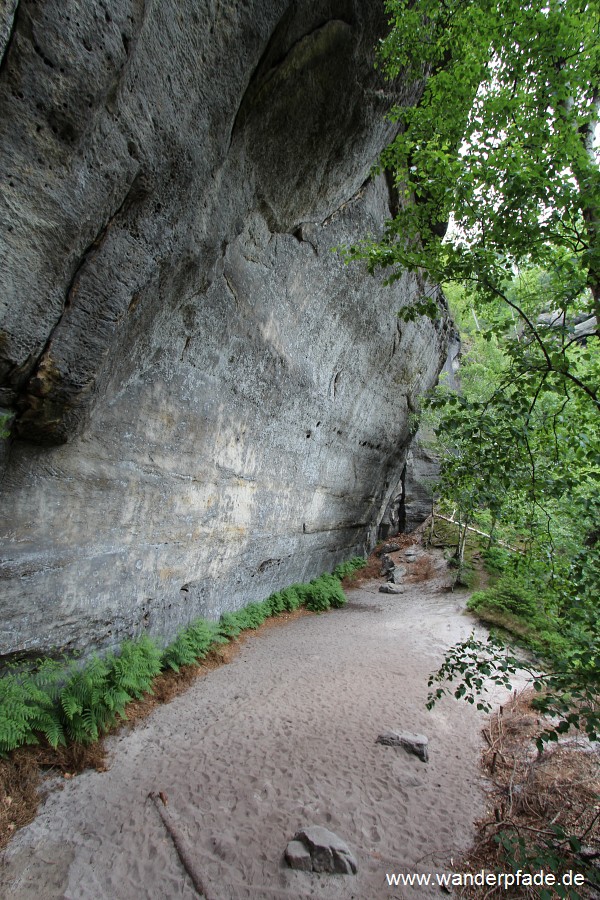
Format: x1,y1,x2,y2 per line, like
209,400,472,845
15,170,147,443
331,371,342,399
0,0,19,75
383,168,400,218
222,269,239,306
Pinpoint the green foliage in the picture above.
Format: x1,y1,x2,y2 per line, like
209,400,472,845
279,585,305,611
217,612,245,639
348,0,600,577
466,571,576,660
481,545,511,576
110,636,163,699
303,574,347,612
264,591,286,616
424,273,600,732
454,562,476,590
427,633,600,751
59,637,164,743
427,633,518,714
61,657,122,743
0,637,164,751
354,0,600,347
332,556,367,581
0,663,64,753
162,620,223,672
357,13,599,885
494,828,590,900
468,576,541,620
232,602,270,631
0,411,13,440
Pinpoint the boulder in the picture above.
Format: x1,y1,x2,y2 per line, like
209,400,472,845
388,565,407,584
379,542,401,556
380,554,395,577
379,583,405,595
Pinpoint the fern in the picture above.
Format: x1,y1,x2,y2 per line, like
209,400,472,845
264,591,284,615
162,633,197,672
0,676,40,752
332,556,367,581
218,611,244,639
242,602,268,629
59,656,116,743
162,618,222,672
281,585,310,611
0,671,64,752
303,574,347,612
110,637,162,698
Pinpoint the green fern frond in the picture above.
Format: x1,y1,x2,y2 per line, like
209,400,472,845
60,692,83,719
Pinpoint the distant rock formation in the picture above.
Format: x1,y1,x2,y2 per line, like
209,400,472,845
0,0,452,661
378,329,460,538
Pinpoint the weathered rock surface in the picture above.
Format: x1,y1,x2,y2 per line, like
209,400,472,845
379,553,395,577
388,565,407,583
284,840,312,872
376,730,429,762
287,826,358,875
378,583,404,594
401,331,461,532
0,0,451,661
378,542,401,556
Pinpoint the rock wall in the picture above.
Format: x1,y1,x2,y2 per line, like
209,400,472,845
0,0,452,661
401,330,461,533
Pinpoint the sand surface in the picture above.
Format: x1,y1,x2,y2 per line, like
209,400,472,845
0,548,506,899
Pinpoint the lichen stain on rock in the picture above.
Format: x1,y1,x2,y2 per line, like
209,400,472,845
23,354,62,399
14,354,75,445
0,0,451,661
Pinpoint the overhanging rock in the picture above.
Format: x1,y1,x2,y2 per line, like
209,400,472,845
0,0,451,661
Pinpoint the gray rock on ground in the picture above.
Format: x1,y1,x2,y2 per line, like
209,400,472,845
379,542,401,556
379,583,405,594
380,554,395,577
286,826,358,875
388,565,407,584
376,731,429,763
284,840,312,872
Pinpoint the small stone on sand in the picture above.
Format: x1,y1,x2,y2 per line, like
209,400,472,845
287,825,358,875
376,731,429,763
379,583,405,594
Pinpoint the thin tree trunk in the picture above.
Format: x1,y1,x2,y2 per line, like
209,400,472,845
487,512,497,550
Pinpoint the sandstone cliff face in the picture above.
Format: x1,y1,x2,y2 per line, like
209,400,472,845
0,0,451,661
401,330,461,533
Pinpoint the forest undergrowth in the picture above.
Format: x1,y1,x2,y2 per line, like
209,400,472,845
427,519,599,898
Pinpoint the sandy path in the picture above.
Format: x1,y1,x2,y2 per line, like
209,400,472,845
0,551,501,899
